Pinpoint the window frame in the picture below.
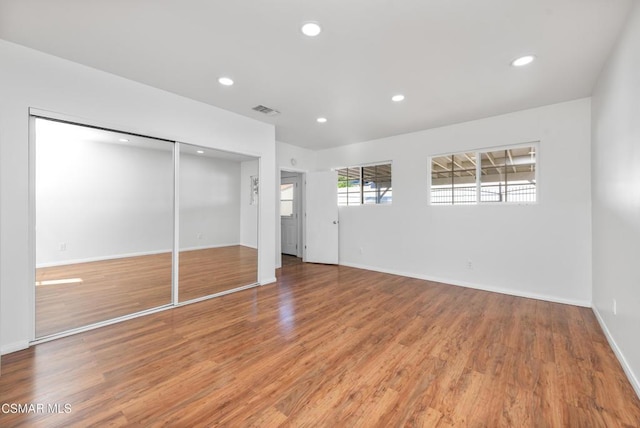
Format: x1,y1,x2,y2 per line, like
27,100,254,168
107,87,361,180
428,142,539,206
336,161,393,206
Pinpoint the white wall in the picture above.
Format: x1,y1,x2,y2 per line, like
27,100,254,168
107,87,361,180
0,39,276,354
591,1,640,397
240,159,258,248
316,98,592,306
37,135,250,264
36,136,175,265
179,153,242,250
277,141,317,173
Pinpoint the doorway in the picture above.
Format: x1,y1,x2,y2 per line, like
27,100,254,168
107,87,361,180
280,171,303,260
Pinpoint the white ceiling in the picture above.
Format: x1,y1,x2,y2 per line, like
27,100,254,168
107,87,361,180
0,0,633,150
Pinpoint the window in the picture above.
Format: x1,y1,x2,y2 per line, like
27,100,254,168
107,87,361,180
337,163,392,206
431,152,477,205
479,147,536,203
280,183,294,216
337,167,362,206
430,145,536,205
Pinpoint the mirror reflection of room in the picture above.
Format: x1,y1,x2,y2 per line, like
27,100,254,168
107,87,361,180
177,144,258,302
35,118,174,337
34,118,260,339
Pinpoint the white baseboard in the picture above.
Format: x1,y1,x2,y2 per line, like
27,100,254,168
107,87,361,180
592,306,640,399
180,243,242,252
1,340,29,356
260,277,277,286
339,261,591,308
241,243,258,249
36,248,172,268
36,243,242,268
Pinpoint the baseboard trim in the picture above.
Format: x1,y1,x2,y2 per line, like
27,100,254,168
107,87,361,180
1,340,29,356
592,306,640,399
339,261,591,308
37,248,172,268
36,243,243,268
180,243,243,252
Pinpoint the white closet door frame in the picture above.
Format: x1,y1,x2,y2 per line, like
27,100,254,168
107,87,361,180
27,109,261,345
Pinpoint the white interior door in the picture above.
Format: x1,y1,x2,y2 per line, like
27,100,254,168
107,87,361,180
305,170,339,264
280,176,299,256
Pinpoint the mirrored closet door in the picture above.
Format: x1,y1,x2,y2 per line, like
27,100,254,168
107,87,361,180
34,117,261,339
177,144,258,302
34,117,174,338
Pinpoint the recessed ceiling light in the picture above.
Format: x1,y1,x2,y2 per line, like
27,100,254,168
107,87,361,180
118,138,129,142
196,150,204,154
218,77,234,86
511,55,536,67
392,94,405,102
317,117,327,123
301,22,322,37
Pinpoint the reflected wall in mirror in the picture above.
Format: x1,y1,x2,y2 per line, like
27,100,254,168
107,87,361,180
34,118,174,337
178,144,258,302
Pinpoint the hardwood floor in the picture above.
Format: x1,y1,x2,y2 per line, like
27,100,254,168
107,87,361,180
35,246,257,337
281,254,303,266
5,262,639,426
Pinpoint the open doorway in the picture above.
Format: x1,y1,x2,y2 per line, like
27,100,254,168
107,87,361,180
280,170,303,265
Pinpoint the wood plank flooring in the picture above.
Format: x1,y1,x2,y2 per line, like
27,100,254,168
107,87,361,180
4,261,639,426
35,246,257,337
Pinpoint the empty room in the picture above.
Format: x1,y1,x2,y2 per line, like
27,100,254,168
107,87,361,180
1,0,640,426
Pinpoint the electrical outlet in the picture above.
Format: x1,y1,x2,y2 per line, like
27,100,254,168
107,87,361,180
197,233,203,240
59,242,67,251
466,259,473,270
359,247,364,255
613,299,617,315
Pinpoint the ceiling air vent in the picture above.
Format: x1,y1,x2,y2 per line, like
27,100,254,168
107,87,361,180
252,105,280,116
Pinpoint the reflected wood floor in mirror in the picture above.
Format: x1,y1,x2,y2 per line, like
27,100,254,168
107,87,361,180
9,262,640,426
35,246,257,337
178,246,258,302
